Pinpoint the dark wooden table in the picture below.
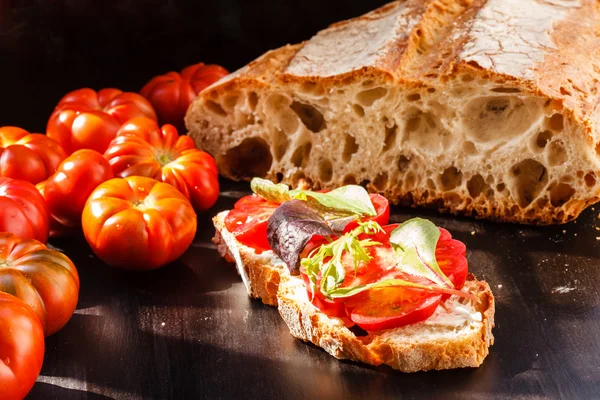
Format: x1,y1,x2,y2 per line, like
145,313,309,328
23,180,600,399
1,1,599,398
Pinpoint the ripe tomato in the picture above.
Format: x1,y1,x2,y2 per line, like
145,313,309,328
82,176,197,270
299,224,469,331
141,62,229,130
0,178,49,243
0,233,79,335
224,195,280,252
105,117,219,211
346,289,442,331
0,292,44,400
225,193,389,253
47,88,157,154
0,126,66,185
43,149,114,228
35,180,74,238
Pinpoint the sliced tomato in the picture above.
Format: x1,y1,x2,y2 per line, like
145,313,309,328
436,228,468,290
300,272,347,319
224,195,279,252
346,288,442,331
226,193,389,253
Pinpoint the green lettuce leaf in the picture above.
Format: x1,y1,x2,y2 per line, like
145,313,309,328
250,177,376,217
250,178,291,203
389,218,454,288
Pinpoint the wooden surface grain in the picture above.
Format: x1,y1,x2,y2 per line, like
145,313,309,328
23,181,600,399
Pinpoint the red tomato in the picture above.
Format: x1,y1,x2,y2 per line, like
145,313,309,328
0,292,44,400
0,233,80,335
226,193,389,253
82,176,197,270
346,289,442,331
0,178,49,243
141,62,229,130
299,224,469,331
43,149,114,228
224,195,280,252
0,127,66,185
35,180,74,238
105,117,219,211
47,88,157,154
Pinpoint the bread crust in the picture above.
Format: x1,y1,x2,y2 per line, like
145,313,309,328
213,211,495,372
188,0,600,226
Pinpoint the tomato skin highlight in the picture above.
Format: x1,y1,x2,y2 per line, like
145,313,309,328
0,127,66,185
0,233,80,335
0,292,45,400
43,149,114,229
47,88,157,154
0,177,49,243
105,117,220,212
82,176,197,270
141,63,229,131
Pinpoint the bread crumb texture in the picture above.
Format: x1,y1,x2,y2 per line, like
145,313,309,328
187,0,600,225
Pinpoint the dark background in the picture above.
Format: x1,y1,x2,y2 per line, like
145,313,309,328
1,1,600,399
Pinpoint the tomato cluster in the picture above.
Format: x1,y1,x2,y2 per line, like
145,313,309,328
0,61,227,399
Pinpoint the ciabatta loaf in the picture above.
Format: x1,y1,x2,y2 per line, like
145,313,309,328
188,0,600,225
213,211,495,372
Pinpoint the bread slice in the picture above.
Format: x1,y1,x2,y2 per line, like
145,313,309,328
213,211,495,372
188,0,600,225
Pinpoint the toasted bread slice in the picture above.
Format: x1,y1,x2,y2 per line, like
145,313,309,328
213,211,495,372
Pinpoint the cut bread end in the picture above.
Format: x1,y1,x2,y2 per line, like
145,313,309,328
213,210,495,372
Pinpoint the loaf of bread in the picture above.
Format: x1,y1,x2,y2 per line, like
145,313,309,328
186,0,600,224
212,211,495,372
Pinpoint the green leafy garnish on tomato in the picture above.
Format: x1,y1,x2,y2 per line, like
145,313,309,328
251,177,376,217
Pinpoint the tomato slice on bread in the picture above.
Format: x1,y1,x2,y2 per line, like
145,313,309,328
299,224,469,331
225,193,390,253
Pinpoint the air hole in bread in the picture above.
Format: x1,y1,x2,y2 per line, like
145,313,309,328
398,155,410,170
439,167,462,191
406,93,421,102
248,92,259,111
373,172,388,190
356,87,388,107
405,109,448,153
343,174,357,185
536,196,549,208
426,178,436,190
272,129,289,161
290,101,326,133
536,130,552,148
463,141,477,155
461,74,474,82
549,113,564,131
585,172,596,187
299,82,325,97
467,174,487,198
464,96,540,143
342,133,358,162
496,183,505,192
511,159,548,207
275,172,284,183
352,104,365,117
223,94,239,110
221,137,272,179
546,141,568,166
404,172,416,189
550,183,575,207
491,87,521,93
278,110,299,134
291,142,312,168
205,100,227,116
383,123,398,151
362,80,374,87
427,87,436,93
318,159,333,182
